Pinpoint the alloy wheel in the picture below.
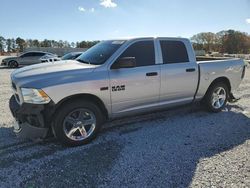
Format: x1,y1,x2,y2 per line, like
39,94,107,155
63,108,96,141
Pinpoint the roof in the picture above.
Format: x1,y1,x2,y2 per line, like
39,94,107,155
106,36,189,41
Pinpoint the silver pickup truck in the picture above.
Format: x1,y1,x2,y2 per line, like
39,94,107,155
9,37,245,146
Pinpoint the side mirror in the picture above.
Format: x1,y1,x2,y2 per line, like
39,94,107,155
111,57,136,69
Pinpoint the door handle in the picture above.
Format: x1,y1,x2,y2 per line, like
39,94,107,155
146,72,158,76
186,68,196,72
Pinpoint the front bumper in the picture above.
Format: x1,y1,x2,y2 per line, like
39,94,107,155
1,61,7,66
9,95,55,139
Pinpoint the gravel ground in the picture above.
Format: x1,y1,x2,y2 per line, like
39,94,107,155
0,66,249,188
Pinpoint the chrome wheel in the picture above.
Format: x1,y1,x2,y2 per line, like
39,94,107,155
211,87,226,109
63,108,96,141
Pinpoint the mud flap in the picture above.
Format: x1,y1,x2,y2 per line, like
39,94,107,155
228,92,240,103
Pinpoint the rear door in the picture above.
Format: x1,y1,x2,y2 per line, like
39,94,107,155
32,52,45,64
109,39,161,114
158,39,198,103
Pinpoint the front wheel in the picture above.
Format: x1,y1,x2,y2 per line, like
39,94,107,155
204,82,229,112
8,60,18,68
53,100,104,146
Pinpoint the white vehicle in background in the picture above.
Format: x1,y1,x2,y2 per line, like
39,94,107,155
40,54,60,63
9,37,245,146
41,52,84,63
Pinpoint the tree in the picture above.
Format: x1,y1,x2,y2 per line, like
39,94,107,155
191,32,219,52
71,42,76,48
6,39,12,52
191,30,250,54
58,40,64,48
77,41,87,48
26,39,33,48
11,38,16,52
16,37,26,52
40,39,52,47
0,36,6,53
33,39,40,47
63,41,70,48
77,41,99,48
51,40,58,48
221,30,250,54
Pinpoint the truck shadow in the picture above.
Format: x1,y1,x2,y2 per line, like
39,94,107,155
99,105,250,187
0,104,249,187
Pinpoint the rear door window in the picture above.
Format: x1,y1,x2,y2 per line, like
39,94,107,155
33,52,45,56
21,52,33,57
160,40,189,64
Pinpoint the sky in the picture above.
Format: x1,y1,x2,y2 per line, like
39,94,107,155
0,0,250,42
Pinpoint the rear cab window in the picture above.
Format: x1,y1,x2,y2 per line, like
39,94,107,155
160,40,189,64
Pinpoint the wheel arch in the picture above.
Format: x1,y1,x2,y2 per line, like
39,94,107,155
54,93,109,120
205,76,231,96
8,60,19,67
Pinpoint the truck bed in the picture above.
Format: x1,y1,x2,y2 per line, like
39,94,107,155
195,58,244,100
196,56,234,62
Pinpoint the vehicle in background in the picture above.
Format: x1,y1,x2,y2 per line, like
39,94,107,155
9,37,245,146
61,52,83,60
1,51,58,68
40,54,61,63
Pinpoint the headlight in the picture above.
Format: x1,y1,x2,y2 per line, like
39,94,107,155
21,88,51,104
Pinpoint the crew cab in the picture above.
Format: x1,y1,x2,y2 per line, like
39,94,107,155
9,37,245,146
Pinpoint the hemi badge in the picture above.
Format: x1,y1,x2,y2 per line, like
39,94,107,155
100,87,109,91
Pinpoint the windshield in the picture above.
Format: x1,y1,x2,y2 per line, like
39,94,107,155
76,40,125,65
19,52,27,57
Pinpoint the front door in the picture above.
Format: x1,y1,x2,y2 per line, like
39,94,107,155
109,40,160,115
19,52,34,65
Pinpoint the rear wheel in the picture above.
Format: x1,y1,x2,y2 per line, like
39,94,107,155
8,60,18,68
204,82,229,112
53,100,104,146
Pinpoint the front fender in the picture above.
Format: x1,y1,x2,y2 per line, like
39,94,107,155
43,71,111,115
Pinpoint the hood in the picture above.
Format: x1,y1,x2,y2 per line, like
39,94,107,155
11,60,97,88
3,56,18,61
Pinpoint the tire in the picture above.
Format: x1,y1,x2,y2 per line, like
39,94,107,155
204,82,229,112
53,100,104,146
8,60,18,68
